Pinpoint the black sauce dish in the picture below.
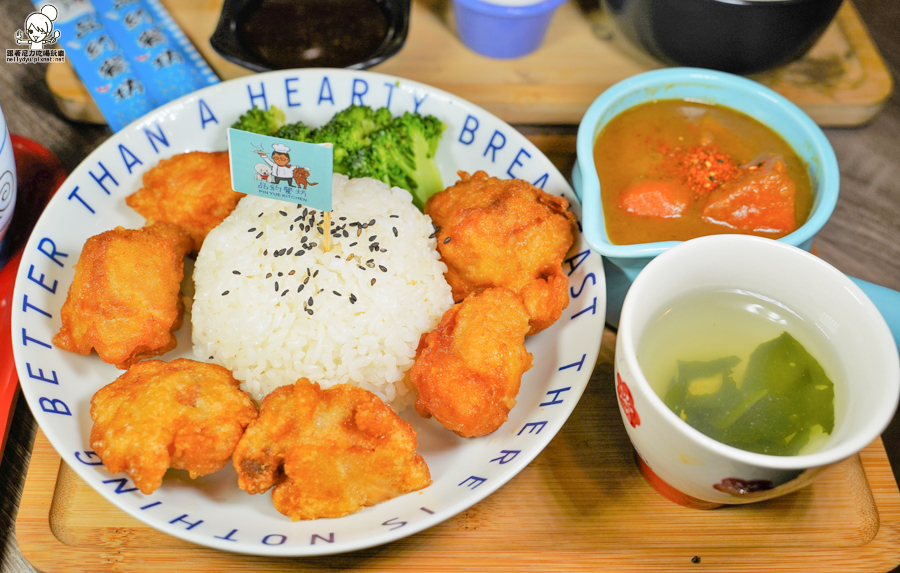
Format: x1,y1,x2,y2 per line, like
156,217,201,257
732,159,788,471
602,0,843,75
210,0,411,72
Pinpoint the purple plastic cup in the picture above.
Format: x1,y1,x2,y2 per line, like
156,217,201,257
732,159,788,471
452,0,567,59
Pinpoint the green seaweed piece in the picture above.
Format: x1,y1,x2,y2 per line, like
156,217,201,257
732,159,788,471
662,332,835,456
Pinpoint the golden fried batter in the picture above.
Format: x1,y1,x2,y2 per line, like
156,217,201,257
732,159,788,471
126,151,243,251
411,287,533,438
53,223,192,369
425,171,577,335
233,379,431,521
90,358,258,495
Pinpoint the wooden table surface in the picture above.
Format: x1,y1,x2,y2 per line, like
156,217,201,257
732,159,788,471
1,0,898,570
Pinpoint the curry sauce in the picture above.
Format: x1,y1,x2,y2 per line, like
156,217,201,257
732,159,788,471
594,100,813,245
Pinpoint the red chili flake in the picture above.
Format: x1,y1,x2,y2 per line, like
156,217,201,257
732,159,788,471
665,144,741,197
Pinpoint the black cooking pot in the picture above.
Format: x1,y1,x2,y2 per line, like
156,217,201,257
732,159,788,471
602,0,843,75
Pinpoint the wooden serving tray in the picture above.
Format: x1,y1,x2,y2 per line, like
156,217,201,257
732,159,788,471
16,330,900,572
46,0,892,127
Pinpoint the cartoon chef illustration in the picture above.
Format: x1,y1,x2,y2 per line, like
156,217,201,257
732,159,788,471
255,143,296,187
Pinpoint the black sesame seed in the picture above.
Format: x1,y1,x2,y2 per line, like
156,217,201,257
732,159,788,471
428,232,436,239
221,290,229,296
691,557,700,564
286,247,293,255
349,242,358,247
259,212,264,217
295,250,304,257
298,284,304,292
248,227,257,233
443,237,451,244
279,210,287,216
305,225,311,232
333,291,341,296
282,289,289,296
294,215,303,222
358,265,366,271
379,265,387,272
369,235,376,242
290,225,294,231
390,214,399,218
317,226,324,234
339,216,347,221
313,270,319,277
392,227,398,237
277,272,283,277
342,230,349,238
256,231,264,239
301,236,308,243
349,294,357,303
309,242,317,248
369,219,375,226
274,281,279,291
306,309,314,316
232,270,241,275
308,296,314,306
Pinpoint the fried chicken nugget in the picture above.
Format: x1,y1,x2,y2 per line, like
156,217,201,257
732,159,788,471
233,379,431,521
411,287,533,438
53,223,192,369
90,358,258,495
425,171,577,335
126,151,244,251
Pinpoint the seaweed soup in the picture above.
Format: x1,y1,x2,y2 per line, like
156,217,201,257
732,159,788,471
637,288,842,457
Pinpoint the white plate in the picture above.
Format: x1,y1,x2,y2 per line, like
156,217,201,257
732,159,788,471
11,69,606,556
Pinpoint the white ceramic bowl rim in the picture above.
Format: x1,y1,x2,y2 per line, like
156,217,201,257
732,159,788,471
618,234,900,471
575,67,840,259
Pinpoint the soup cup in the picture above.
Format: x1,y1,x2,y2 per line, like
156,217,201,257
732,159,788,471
615,234,900,508
572,68,839,324
615,235,900,508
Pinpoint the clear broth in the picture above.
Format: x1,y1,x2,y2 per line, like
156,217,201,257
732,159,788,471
637,288,843,456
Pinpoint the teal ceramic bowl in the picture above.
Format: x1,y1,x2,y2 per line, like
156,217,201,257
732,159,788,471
572,68,840,323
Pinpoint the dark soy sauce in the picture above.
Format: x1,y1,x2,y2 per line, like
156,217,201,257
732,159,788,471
239,0,389,69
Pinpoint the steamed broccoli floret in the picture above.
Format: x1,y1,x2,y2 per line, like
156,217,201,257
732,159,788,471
275,121,312,142
308,105,394,174
230,104,446,210
348,112,445,209
231,105,285,136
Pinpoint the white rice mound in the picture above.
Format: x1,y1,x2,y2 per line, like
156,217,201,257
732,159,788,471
191,174,454,408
